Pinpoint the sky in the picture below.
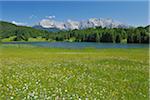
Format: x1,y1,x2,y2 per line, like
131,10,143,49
0,0,149,26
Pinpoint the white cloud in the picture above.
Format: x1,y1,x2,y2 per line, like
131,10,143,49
12,21,26,26
46,15,55,19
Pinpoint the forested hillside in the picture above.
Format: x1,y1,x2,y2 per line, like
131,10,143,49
0,21,49,41
0,21,149,43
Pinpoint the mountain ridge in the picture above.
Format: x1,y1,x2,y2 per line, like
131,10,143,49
0,21,149,43
33,18,129,31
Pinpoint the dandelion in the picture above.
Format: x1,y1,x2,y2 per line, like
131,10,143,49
65,89,67,93
10,96,14,100
36,81,39,85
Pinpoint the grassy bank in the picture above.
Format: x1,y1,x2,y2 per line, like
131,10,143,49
0,44,149,99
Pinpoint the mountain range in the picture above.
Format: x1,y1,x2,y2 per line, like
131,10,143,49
33,18,129,32
0,21,149,43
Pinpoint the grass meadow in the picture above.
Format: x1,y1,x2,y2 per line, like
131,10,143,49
0,44,149,100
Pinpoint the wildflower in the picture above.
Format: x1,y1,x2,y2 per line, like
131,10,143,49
10,97,14,100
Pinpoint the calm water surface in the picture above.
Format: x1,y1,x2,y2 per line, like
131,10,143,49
3,42,149,49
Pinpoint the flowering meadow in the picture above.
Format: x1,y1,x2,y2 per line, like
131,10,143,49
0,44,149,100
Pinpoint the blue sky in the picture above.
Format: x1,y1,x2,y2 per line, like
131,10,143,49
0,1,149,26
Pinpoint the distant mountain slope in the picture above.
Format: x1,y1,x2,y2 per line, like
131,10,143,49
33,25,61,32
0,21,17,30
0,21,48,41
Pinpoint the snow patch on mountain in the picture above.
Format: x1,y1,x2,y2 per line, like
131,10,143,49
37,18,128,30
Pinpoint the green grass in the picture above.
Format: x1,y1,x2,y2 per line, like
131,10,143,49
0,44,149,99
28,37,47,42
1,36,17,42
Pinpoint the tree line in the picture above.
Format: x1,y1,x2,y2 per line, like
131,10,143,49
46,26,149,43
0,21,149,43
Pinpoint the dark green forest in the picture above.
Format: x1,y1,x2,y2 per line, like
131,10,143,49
0,21,149,43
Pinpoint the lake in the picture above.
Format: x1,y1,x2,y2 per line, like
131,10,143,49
3,42,149,49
